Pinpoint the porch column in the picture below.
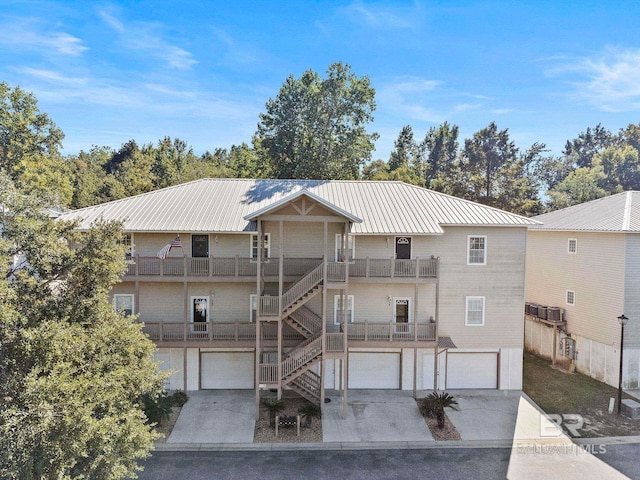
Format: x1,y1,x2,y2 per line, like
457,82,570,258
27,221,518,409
342,221,349,419
255,220,262,419
183,347,187,393
343,351,349,419
277,220,284,399
434,281,440,391
321,221,328,406
134,281,140,315
413,348,418,399
183,282,188,341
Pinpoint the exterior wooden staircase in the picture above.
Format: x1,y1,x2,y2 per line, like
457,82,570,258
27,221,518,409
279,265,325,403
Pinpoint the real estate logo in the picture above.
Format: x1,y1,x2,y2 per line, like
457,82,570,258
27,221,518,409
540,413,584,437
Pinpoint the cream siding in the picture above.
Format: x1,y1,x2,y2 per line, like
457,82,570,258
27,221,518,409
188,283,255,322
624,234,640,348
526,230,625,346
435,227,526,349
138,283,183,322
324,283,436,330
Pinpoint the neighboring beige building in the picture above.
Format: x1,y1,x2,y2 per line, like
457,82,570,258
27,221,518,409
59,178,535,415
526,191,640,389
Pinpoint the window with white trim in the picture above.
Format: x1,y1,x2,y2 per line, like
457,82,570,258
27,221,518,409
335,234,355,262
334,295,354,325
119,233,134,258
568,238,577,254
250,233,270,260
566,290,575,306
250,294,257,323
467,236,486,265
465,296,485,326
114,294,134,316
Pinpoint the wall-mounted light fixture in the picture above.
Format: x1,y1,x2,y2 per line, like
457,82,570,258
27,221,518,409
387,295,392,305
214,235,219,244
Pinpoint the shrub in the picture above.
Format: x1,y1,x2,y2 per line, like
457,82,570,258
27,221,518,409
298,402,322,426
142,391,173,426
171,390,188,407
262,398,285,426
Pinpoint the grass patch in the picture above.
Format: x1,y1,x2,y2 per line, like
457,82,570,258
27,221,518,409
523,352,639,437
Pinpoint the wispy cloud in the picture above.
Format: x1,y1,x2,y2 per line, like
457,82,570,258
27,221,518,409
377,76,485,123
0,16,87,56
547,47,640,112
98,9,197,70
12,66,258,120
340,1,420,29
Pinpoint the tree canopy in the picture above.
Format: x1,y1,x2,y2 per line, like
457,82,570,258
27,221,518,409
0,174,166,479
255,62,378,180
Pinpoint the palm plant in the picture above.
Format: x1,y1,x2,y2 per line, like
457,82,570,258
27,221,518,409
418,391,458,429
298,402,322,427
262,398,285,426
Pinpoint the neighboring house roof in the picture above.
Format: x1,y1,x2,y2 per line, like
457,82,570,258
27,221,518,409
57,178,538,234
531,191,640,232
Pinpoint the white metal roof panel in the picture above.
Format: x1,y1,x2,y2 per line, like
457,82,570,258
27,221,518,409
531,191,640,232
58,179,538,234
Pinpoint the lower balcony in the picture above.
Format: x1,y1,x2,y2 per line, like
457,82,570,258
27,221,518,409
141,320,437,347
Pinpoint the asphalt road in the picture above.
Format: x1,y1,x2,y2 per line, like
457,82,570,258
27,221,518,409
134,444,640,480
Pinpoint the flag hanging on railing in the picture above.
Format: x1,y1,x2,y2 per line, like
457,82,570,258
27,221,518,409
156,236,183,259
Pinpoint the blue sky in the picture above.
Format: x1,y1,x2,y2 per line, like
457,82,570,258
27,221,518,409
2,0,640,161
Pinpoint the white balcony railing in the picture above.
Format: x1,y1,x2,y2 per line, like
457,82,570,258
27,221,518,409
126,256,438,279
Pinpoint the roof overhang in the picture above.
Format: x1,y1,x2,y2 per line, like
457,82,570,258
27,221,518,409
243,189,363,223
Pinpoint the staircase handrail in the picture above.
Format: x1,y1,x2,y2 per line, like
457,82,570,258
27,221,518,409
288,305,322,334
281,336,322,378
282,263,324,311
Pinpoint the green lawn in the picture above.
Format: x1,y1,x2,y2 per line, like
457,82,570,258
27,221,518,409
523,352,639,437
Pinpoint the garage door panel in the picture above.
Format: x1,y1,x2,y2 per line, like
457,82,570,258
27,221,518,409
447,353,498,389
201,352,254,389
349,353,400,389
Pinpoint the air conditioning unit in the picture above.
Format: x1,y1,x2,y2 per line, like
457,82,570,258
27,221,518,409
547,307,562,322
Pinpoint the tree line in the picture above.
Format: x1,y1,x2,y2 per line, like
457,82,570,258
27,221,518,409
2,63,640,217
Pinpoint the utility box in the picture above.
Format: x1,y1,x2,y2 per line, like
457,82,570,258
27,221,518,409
560,337,576,360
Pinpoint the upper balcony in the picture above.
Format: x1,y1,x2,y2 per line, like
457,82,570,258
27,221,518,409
122,256,438,282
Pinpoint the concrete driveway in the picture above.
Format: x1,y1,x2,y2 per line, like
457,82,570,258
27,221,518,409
167,390,255,444
322,390,434,443
442,390,522,441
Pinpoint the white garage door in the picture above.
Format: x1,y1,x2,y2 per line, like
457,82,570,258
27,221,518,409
200,352,254,389
446,352,498,389
349,353,400,389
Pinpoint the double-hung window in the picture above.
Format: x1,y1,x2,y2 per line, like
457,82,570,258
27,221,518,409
120,233,134,259
114,294,134,316
335,234,355,262
334,295,354,325
250,233,270,260
568,238,577,254
465,296,485,326
467,236,486,265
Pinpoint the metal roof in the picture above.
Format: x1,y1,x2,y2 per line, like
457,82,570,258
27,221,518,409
57,178,538,234
244,188,362,223
531,191,640,232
